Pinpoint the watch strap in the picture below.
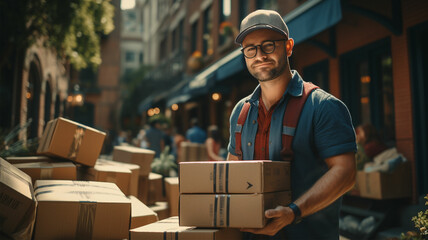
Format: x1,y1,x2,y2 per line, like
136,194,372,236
288,202,302,224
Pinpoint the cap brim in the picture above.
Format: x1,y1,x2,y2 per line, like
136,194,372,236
235,24,288,44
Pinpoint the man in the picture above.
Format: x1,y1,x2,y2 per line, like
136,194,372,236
186,118,207,144
227,10,356,239
144,119,165,157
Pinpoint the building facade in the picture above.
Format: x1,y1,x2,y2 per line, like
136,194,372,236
138,0,428,199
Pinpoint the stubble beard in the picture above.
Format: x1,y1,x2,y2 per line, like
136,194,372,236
250,58,287,82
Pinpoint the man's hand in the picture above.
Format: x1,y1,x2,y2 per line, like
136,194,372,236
240,206,295,236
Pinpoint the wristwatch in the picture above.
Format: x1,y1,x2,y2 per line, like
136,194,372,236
288,202,302,224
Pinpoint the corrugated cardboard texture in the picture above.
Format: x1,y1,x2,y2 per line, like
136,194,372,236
356,161,412,199
97,158,140,196
13,162,76,185
180,160,290,193
37,117,106,167
178,142,208,162
0,158,36,237
164,177,179,216
179,191,291,228
130,216,243,240
129,196,158,229
113,145,155,176
33,180,130,240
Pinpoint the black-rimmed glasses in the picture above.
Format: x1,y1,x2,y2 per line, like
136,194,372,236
241,39,287,59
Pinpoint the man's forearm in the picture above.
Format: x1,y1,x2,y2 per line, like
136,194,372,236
294,152,356,218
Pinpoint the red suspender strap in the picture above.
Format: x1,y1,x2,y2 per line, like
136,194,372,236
235,102,251,160
281,82,319,161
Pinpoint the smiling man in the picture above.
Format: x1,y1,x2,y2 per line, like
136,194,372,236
227,10,357,240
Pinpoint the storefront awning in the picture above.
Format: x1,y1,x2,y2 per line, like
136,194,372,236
165,0,342,106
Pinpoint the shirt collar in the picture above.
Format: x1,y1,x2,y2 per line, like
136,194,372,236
246,70,304,104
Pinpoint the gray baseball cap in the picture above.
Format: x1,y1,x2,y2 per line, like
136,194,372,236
235,10,289,44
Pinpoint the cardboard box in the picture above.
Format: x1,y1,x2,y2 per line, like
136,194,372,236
164,177,179,216
150,201,170,220
97,158,140,196
33,180,131,240
113,145,155,176
179,191,292,228
5,156,62,164
180,160,290,193
129,195,158,229
37,117,106,167
138,173,165,205
178,142,208,162
0,158,37,238
130,216,243,240
77,163,132,195
356,162,412,199
13,162,76,185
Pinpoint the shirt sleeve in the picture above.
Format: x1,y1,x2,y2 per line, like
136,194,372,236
227,100,245,156
313,94,357,159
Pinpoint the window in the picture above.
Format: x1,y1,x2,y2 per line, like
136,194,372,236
340,38,395,144
139,52,144,63
159,37,167,61
203,6,213,56
125,51,135,62
303,60,329,92
191,21,198,53
219,0,231,45
239,0,249,22
256,0,278,10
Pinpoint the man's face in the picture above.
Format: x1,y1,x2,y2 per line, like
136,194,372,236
241,29,290,82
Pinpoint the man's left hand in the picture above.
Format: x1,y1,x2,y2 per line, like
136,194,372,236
240,205,295,236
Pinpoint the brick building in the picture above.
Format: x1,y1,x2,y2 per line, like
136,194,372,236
140,0,427,203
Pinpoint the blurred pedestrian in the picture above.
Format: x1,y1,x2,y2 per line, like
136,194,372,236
205,125,224,161
144,119,165,157
185,118,207,144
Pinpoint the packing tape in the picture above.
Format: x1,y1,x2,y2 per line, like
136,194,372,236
213,163,230,193
40,163,53,179
214,194,231,227
75,202,96,239
162,231,178,240
68,126,85,160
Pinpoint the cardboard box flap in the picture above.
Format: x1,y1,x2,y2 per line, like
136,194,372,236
129,196,157,218
1,157,33,184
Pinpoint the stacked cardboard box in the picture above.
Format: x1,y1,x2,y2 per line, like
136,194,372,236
37,117,106,167
33,180,131,240
0,158,37,239
179,160,292,228
178,142,208,162
13,162,76,185
164,177,179,216
77,162,132,195
130,216,243,239
97,158,140,196
113,145,155,176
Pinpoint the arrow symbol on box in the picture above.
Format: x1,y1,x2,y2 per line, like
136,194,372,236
246,181,253,189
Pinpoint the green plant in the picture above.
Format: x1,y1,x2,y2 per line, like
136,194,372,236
151,146,177,177
401,195,428,240
0,119,39,158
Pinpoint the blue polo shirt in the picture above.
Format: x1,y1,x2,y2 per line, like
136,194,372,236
228,70,356,239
